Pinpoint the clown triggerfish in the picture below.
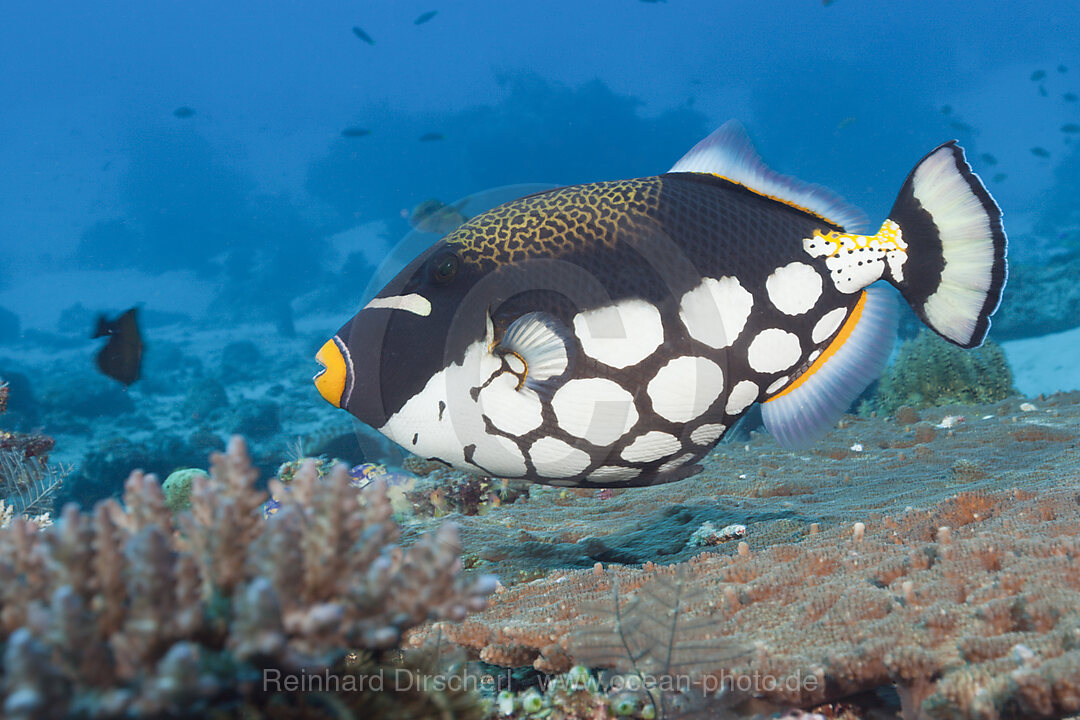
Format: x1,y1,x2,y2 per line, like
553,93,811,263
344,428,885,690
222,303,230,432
315,122,1007,488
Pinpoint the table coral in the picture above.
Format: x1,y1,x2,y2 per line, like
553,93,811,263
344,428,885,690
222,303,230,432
413,485,1080,720
0,436,496,718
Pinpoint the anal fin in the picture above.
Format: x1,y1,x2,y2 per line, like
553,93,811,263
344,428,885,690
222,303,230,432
762,285,898,449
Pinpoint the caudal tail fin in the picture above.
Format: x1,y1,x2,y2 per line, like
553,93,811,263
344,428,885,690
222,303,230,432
884,141,1007,348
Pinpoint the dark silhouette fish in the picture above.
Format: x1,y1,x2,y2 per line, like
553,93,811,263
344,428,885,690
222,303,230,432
1031,70,1046,81
419,132,445,142
414,10,438,25
1031,146,1051,158
1060,65,1069,73
173,106,195,119
93,308,143,386
940,105,953,115
1065,93,1078,102
1062,124,1080,134
352,26,375,44
409,198,470,234
980,153,998,166
342,127,372,138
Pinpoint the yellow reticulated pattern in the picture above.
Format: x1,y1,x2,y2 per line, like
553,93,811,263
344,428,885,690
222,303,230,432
811,219,907,258
444,179,662,267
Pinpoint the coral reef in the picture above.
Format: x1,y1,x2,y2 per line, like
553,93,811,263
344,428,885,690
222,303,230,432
405,467,531,518
417,484,1080,720
394,392,1080,720
872,330,1015,415
0,376,62,526
0,436,496,718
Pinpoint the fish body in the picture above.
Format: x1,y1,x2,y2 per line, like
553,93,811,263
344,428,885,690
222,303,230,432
419,132,446,142
341,126,372,138
315,123,1006,487
414,10,438,25
93,307,143,386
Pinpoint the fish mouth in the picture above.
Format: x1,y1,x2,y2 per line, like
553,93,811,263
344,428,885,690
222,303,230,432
314,337,352,409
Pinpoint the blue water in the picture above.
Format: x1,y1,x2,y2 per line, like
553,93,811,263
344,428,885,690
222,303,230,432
2,0,1078,315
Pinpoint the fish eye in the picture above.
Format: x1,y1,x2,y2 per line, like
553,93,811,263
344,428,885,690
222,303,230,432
431,253,459,284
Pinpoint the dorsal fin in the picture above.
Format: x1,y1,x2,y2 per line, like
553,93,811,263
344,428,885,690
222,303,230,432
668,121,868,232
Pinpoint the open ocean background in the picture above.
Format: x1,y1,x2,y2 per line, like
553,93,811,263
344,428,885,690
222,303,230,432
2,0,1078,333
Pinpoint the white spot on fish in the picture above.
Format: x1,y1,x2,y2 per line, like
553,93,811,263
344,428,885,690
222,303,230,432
620,431,681,463
658,452,694,473
812,307,848,344
573,299,664,369
766,262,822,315
678,276,754,349
529,436,591,477
747,328,801,373
647,356,724,423
725,380,758,415
477,378,543,436
765,375,789,395
587,465,642,483
364,293,432,316
471,435,528,477
551,377,638,446
690,423,726,445
504,353,526,375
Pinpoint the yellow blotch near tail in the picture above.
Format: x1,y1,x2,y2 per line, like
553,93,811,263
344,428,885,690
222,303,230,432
810,219,907,258
768,291,868,401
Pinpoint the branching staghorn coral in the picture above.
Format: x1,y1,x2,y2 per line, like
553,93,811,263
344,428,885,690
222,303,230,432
0,436,496,718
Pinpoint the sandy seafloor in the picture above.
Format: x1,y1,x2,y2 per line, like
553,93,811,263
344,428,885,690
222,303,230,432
3,269,1080,718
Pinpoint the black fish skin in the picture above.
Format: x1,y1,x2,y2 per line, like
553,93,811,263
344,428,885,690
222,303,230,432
358,175,856,440
93,308,143,386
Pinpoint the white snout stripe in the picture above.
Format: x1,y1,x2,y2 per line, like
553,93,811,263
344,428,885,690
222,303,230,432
364,293,432,317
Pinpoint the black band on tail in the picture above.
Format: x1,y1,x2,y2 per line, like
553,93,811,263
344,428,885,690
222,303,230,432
885,141,1007,348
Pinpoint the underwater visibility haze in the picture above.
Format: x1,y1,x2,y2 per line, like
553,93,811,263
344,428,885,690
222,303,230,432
2,1,1080,718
